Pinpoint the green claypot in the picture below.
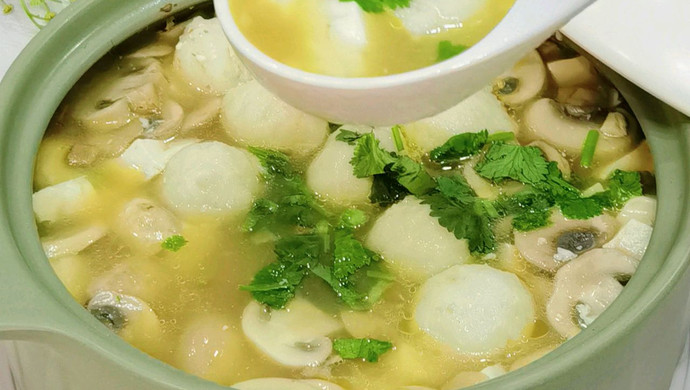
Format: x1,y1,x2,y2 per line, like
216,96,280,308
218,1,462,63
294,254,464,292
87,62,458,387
0,1,688,389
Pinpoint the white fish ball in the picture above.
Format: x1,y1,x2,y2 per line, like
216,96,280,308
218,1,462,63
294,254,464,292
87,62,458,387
415,264,535,355
174,16,252,95
162,141,262,216
365,197,471,281
306,132,372,206
221,80,328,156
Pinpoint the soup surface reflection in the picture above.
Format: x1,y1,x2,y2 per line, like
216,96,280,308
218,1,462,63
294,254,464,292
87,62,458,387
33,14,656,390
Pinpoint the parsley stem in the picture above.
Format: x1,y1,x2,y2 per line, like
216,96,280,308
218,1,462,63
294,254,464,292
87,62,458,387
487,131,515,143
580,130,599,168
391,125,404,152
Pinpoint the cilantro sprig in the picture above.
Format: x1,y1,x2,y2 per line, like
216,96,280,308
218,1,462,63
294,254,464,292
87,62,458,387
337,128,435,206
333,338,393,362
437,40,469,62
339,0,410,13
161,235,187,252
422,176,497,254
241,149,392,310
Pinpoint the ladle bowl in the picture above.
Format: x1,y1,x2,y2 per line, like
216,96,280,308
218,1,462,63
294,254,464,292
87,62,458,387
214,0,596,125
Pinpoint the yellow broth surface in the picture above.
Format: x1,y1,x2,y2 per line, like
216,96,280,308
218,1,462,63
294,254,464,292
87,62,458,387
229,0,515,77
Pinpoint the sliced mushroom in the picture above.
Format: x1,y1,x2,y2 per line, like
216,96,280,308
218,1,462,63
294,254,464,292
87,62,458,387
241,299,342,367
221,80,329,157
547,56,598,88
142,99,184,140
306,131,372,206
366,197,471,281
523,98,634,161
74,61,167,132
594,141,653,180
162,141,262,216
68,120,144,166
232,378,345,390
528,140,571,179
180,97,222,133
42,226,107,259
127,43,174,59
88,259,172,304
547,249,638,338
415,265,535,355
87,290,163,355
556,87,601,108
514,210,618,272
115,198,179,254
176,315,245,383
599,111,628,138
494,50,546,106
33,176,96,223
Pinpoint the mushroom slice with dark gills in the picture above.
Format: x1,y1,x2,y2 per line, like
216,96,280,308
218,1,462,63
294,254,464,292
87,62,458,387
515,210,618,272
73,61,167,132
523,98,636,162
87,290,163,355
241,299,342,367
493,50,546,106
547,248,638,338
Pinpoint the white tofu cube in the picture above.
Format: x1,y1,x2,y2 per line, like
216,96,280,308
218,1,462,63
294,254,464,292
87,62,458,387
603,219,653,260
119,138,198,179
33,176,95,223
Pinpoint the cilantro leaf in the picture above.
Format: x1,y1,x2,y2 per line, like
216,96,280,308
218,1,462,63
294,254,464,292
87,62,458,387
390,156,436,196
608,170,642,208
311,264,368,308
558,196,605,220
248,147,297,179
475,143,550,185
161,235,187,252
422,176,496,254
241,235,324,309
336,129,364,145
338,209,368,230
437,40,469,62
340,0,410,13
333,231,380,280
333,338,393,362
369,173,409,206
429,130,489,163
243,199,279,232
497,191,554,232
351,133,397,178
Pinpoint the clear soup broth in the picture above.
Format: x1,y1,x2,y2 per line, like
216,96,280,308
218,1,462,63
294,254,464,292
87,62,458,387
33,12,655,390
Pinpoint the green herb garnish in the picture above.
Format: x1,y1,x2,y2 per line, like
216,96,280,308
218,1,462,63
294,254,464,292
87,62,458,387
391,125,405,152
333,338,393,362
161,235,187,252
437,40,469,62
580,130,600,168
422,176,497,254
340,0,410,13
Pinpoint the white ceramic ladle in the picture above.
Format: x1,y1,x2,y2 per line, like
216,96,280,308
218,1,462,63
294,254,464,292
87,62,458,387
214,0,596,126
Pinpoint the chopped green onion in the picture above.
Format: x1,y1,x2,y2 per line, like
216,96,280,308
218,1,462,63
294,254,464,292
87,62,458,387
487,131,515,143
391,125,404,152
580,130,600,168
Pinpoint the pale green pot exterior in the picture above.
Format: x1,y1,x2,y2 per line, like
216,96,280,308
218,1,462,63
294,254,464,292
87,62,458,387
0,1,689,389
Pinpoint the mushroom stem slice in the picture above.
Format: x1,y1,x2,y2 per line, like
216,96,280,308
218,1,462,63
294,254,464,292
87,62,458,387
241,299,342,367
494,50,546,106
546,248,638,338
514,210,618,272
